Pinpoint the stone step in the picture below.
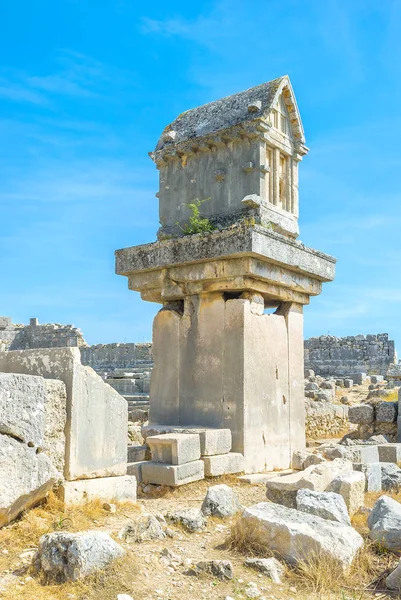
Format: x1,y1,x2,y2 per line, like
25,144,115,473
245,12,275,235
203,452,245,477
141,460,204,487
147,433,201,465
142,425,232,456
127,444,148,462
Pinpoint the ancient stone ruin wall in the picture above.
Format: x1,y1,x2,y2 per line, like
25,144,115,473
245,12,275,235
304,334,397,377
79,343,152,372
0,317,86,352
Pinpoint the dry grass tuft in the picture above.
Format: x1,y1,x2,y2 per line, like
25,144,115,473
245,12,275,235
226,514,274,557
290,551,345,593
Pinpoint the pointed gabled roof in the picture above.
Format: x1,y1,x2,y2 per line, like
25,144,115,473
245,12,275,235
155,75,305,153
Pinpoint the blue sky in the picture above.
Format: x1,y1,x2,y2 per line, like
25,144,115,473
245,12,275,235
1,0,400,350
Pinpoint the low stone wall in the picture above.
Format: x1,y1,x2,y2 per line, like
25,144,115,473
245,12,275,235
305,401,349,439
348,400,398,442
304,334,397,377
0,317,86,352
80,343,152,371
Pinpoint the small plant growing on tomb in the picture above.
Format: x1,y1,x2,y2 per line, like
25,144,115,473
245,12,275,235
178,197,216,235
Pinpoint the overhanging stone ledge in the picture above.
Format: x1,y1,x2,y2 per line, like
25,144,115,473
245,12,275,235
115,224,336,283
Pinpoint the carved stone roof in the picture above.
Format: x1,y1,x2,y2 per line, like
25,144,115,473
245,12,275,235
154,75,305,153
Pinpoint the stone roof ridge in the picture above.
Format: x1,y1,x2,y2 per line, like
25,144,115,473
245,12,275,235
153,75,304,153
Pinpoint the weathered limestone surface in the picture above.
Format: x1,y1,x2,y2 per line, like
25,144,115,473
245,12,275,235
0,435,57,527
296,489,351,525
59,476,137,505
203,453,245,477
0,348,127,481
241,502,363,570
368,495,401,551
0,372,48,448
34,531,124,582
43,379,67,473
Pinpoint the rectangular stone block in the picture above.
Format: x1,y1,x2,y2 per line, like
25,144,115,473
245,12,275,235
345,445,379,464
59,475,137,505
371,376,384,384
202,452,244,477
147,433,200,465
187,428,232,456
127,445,147,463
328,471,365,516
378,443,401,463
376,402,398,423
0,348,128,481
141,460,204,486
238,473,277,484
344,379,353,389
353,463,382,492
348,404,374,424
349,373,367,385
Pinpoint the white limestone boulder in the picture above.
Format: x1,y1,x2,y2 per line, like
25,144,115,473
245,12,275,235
201,484,240,518
118,513,166,542
0,435,57,528
296,488,351,525
166,508,206,532
368,495,401,551
34,531,124,582
241,502,363,571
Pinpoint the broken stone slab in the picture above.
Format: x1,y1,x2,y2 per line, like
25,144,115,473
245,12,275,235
371,375,385,384
118,514,166,542
303,453,325,468
376,402,398,423
141,460,204,486
166,508,206,532
328,471,365,516
378,444,401,463
147,433,201,465
201,484,240,518
380,463,401,491
265,459,354,508
0,348,128,481
296,488,351,525
244,557,285,583
368,495,401,551
58,476,137,505
353,463,382,492
348,404,374,424
203,453,244,476
0,435,57,528
241,502,363,571
344,379,353,388
292,450,324,470
34,531,124,582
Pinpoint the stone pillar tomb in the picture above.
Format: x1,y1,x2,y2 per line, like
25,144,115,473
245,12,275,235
116,75,336,473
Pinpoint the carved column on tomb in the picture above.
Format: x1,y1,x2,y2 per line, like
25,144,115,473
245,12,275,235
116,75,336,473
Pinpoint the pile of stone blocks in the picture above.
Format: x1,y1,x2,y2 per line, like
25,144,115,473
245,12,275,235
130,428,244,486
348,401,398,441
0,347,137,510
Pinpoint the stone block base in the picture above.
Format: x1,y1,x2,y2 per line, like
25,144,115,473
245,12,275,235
141,460,204,486
203,453,244,477
58,476,137,505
